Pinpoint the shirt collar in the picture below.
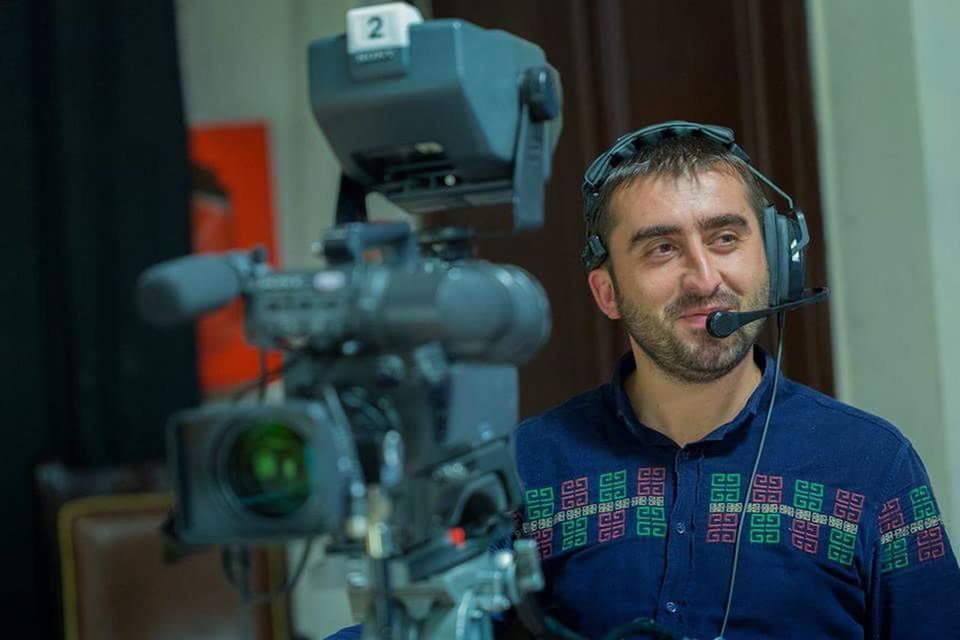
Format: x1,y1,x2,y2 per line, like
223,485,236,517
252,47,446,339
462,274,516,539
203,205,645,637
608,345,775,447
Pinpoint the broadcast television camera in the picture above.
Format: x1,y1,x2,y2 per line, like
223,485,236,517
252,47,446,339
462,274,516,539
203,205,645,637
137,4,562,638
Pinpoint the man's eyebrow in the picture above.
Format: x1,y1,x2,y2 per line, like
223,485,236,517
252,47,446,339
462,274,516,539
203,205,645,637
697,213,750,232
627,224,683,248
627,214,751,250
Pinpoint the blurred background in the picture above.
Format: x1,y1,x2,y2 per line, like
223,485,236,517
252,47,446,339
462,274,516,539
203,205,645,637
2,0,957,637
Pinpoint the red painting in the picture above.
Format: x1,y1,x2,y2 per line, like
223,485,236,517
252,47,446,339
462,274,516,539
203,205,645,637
189,123,282,395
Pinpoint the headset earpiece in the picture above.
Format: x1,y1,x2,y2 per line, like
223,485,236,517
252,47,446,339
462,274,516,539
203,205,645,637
784,209,808,302
762,204,784,307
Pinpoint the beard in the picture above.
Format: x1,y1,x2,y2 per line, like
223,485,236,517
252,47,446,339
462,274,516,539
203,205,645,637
613,274,770,385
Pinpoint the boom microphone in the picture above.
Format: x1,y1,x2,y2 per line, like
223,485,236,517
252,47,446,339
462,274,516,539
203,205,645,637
135,253,252,328
706,288,829,338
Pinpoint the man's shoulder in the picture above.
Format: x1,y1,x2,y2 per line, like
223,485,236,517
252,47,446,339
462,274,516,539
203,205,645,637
780,376,911,449
512,384,613,471
515,385,608,440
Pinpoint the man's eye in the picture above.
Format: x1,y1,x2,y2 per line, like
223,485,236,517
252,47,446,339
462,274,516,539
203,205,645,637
715,233,739,245
651,243,675,256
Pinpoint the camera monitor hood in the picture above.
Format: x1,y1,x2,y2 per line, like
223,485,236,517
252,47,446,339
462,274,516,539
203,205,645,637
309,14,562,231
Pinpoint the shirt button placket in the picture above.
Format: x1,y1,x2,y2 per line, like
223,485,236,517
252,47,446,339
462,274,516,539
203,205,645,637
658,447,697,626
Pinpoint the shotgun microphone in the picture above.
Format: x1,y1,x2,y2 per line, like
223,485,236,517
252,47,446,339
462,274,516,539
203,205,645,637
706,287,829,338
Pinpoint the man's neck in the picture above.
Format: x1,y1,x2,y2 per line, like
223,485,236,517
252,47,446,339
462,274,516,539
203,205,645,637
624,343,763,448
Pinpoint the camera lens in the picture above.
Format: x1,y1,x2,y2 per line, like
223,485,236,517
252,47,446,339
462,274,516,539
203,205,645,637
225,420,310,518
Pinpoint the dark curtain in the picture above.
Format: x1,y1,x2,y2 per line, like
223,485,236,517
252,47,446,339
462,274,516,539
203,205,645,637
0,0,198,632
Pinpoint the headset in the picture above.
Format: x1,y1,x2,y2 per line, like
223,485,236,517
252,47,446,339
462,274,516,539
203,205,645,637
579,120,828,339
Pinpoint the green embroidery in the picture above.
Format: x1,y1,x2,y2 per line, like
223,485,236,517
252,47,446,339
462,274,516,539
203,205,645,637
636,505,667,538
710,473,741,503
599,469,628,502
525,487,554,520
793,479,825,513
910,485,937,521
881,538,910,573
748,513,780,544
561,516,588,550
827,528,856,565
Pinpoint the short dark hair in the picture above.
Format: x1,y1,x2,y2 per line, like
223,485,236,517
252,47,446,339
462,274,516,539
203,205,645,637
591,136,768,257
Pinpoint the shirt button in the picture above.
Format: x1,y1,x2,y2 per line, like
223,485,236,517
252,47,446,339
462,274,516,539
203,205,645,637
680,449,692,460
675,522,686,534
665,601,679,614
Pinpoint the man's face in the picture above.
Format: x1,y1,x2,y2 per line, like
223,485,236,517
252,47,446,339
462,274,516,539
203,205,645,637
589,169,770,384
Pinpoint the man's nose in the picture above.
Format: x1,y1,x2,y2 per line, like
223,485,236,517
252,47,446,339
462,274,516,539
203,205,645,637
681,243,722,296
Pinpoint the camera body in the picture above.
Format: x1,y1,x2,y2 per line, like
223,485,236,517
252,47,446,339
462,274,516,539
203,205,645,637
158,222,549,549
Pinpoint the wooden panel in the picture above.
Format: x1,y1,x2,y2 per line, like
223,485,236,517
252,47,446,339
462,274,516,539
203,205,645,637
431,0,834,419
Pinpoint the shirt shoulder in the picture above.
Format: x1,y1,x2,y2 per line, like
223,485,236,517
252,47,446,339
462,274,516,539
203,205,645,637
779,377,912,452
515,384,607,440
513,385,612,484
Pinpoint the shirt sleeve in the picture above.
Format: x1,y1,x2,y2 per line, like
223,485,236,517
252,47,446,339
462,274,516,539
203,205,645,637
867,442,960,638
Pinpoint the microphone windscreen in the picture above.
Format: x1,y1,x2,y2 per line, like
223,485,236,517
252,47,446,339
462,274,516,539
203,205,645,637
136,254,243,327
706,311,742,339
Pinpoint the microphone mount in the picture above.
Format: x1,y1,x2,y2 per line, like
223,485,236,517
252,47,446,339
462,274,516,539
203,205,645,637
706,288,829,339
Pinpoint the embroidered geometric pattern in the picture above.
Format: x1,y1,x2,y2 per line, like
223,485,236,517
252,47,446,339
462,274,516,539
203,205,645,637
828,489,864,563
637,504,667,538
522,496,652,535
598,508,627,542
562,515,588,551
833,489,865,524
532,527,554,559
881,537,910,573
561,477,589,510
789,479,825,554
875,483,948,574
600,470,628,502
520,471,949,574
707,513,739,543
707,473,741,543
525,487,555,520
710,473,741,502
910,485,938,520
749,475,783,543
751,474,783,504
596,471,627,542
878,498,906,534
878,514,943,545
749,512,780,543
791,518,821,554
793,479,825,512
637,467,666,497
917,525,946,562
827,528,856,565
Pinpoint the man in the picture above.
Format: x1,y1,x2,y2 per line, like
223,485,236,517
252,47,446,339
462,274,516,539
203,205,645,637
513,122,960,639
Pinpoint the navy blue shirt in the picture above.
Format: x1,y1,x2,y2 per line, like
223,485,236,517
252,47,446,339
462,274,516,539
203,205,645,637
513,347,960,639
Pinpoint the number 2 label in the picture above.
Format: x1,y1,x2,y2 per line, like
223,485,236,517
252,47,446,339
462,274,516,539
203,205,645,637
367,16,384,39
346,3,423,54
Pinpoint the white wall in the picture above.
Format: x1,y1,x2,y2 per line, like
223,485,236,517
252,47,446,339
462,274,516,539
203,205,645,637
808,0,960,548
176,1,389,636
912,0,960,557
176,0,409,271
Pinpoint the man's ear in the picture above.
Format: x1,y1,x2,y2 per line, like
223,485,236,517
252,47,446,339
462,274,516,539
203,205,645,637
587,267,622,320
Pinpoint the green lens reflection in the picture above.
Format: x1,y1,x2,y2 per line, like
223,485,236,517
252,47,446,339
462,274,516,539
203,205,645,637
226,420,310,518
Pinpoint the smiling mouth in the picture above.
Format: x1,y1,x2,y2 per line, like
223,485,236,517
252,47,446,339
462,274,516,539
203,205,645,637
679,308,726,319
676,309,730,331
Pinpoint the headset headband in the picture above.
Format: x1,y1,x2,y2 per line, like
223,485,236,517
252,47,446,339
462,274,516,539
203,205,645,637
581,120,794,231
